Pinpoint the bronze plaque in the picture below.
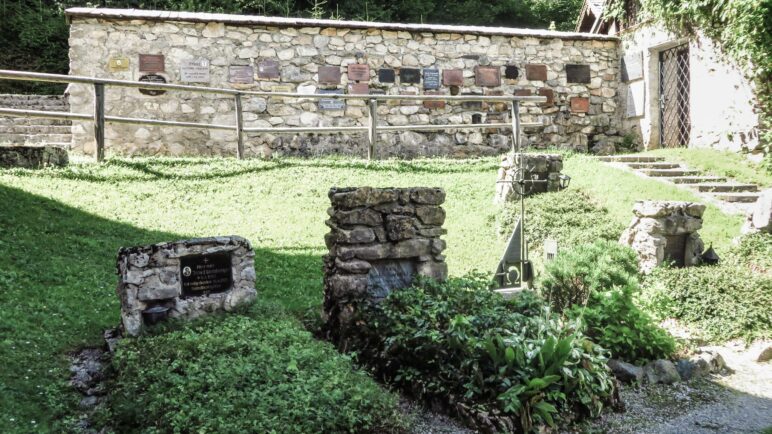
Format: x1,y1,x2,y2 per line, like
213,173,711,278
570,97,590,113
423,91,446,109
347,64,370,82
229,65,254,84
514,89,532,97
400,68,421,84
442,69,463,86
181,253,233,297
378,68,395,83
348,83,369,94
318,66,341,85
138,74,167,96
566,64,591,83
139,54,165,73
257,60,280,79
504,65,519,79
475,66,501,87
108,56,129,72
538,88,554,105
525,64,547,81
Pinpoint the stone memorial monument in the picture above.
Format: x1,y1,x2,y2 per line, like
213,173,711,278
494,153,566,203
115,236,256,336
323,187,448,348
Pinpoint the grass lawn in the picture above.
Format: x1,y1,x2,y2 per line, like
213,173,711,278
0,153,749,432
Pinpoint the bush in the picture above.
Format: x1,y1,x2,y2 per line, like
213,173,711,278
642,235,772,343
541,241,675,364
101,303,407,434
355,274,616,432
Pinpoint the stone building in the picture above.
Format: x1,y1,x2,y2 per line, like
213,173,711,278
577,0,762,158
65,8,622,158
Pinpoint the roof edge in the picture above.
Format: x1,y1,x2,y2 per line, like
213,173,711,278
65,7,619,42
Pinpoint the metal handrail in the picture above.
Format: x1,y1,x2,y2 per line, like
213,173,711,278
0,69,546,161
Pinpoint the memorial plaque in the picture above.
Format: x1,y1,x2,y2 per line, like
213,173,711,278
538,88,554,105
566,64,591,83
423,69,440,89
423,90,446,109
525,64,547,81
138,74,167,96
366,259,416,300
180,58,210,83
622,51,643,82
475,66,501,87
626,81,645,117
271,85,292,101
181,252,233,297
400,68,421,84
229,65,254,84
504,65,519,79
139,54,165,73
544,238,558,262
442,69,463,86
347,64,370,82
348,83,370,94
378,68,395,83
318,66,341,85
462,92,483,109
570,96,590,113
257,60,280,79
108,56,129,72
514,88,532,97
318,89,346,110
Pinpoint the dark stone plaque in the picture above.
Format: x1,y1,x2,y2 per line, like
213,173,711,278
180,252,233,297
442,69,463,86
570,97,590,113
525,64,547,81
228,65,254,84
566,64,591,83
347,64,370,82
139,54,165,73
538,87,554,105
462,92,483,109
366,259,416,300
622,51,643,82
318,66,341,85
348,83,369,94
257,60,280,79
505,65,519,79
318,89,345,110
514,88,532,97
180,58,210,83
138,74,167,96
423,69,440,89
475,66,501,87
423,90,446,109
378,68,395,83
400,68,421,84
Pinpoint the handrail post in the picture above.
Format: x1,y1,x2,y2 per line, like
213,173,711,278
234,93,244,159
367,99,378,160
93,83,105,162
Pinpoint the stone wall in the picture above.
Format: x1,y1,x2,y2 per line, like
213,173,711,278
0,145,68,168
66,8,622,158
619,201,705,274
323,187,447,347
494,153,565,203
116,236,256,336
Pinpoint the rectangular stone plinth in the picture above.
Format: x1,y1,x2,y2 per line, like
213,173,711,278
115,236,256,336
323,187,448,346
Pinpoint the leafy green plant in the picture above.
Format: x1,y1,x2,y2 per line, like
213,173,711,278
540,241,675,364
353,274,616,432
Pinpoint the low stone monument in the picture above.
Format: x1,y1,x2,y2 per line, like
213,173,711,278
620,201,705,274
0,145,68,168
742,188,772,234
115,236,256,336
494,153,566,203
323,187,448,347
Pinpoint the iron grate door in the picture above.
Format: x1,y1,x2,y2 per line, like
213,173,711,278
659,44,691,147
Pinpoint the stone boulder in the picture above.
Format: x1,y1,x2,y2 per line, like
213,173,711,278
742,189,772,234
608,359,644,383
643,359,681,384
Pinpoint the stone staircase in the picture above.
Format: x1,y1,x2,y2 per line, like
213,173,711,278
0,94,72,148
598,155,763,212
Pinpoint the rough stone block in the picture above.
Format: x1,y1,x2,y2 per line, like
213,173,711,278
0,146,68,169
416,206,446,225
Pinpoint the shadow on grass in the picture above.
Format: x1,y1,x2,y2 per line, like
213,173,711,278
0,183,323,432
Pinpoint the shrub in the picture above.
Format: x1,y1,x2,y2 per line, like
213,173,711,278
540,241,675,364
101,302,407,434
354,274,616,432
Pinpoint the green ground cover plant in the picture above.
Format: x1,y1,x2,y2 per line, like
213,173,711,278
353,275,616,432
101,302,407,434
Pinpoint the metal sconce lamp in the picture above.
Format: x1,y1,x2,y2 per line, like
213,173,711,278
559,174,571,189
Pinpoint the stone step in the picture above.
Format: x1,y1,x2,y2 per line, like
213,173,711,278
0,133,72,144
639,168,701,177
0,117,72,126
0,104,70,110
664,176,727,184
626,162,681,169
694,183,758,193
598,155,666,163
710,192,761,203
2,125,72,134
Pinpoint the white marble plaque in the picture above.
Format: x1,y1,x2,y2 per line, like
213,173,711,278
626,81,645,118
622,51,643,82
180,58,210,82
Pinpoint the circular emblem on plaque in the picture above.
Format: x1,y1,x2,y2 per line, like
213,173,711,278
182,266,192,277
138,74,167,96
